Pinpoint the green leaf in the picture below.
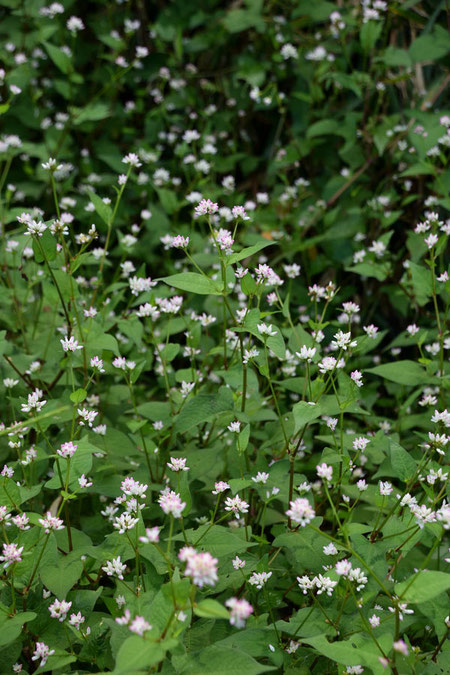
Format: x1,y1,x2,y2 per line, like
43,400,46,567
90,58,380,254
136,401,171,422
409,29,450,63
190,524,256,557
306,119,340,139
223,9,266,34
156,188,178,213
273,529,327,572
241,272,257,296
160,272,223,295
35,653,77,674
88,191,113,226
365,360,429,386
40,558,83,599
194,599,230,619
86,332,120,356
228,478,253,494
360,21,382,53
0,612,37,648
395,570,450,603
408,261,433,306
226,240,274,266
266,330,286,360
179,469,192,516
33,229,57,262
181,645,275,674
302,634,385,671
347,262,389,281
114,636,165,673
389,440,416,481
73,102,110,125
292,401,323,433
70,388,87,404
0,479,21,509
292,0,335,21
43,41,72,74
159,343,180,362
377,46,412,67
175,389,234,433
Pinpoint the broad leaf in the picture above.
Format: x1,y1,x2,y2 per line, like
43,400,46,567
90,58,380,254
160,272,223,295
366,360,429,386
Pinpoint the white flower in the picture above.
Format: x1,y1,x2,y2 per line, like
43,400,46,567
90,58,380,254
113,513,139,534
129,616,152,635
224,495,249,515
296,346,316,362
0,542,23,568
379,481,393,496
122,152,142,167
248,571,272,589
78,474,93,488
139,527,160,543
77,407,98,427
67,15,84,32
212,481,230,494
3,378,19,388
180,548,218,587
243,348,260,363
26,220,47,237
167,457,189,472
57,441,77,459
348,567,368,591
335,559,352,576
323,543,338,556
60,336,83,352
39,512,65,533
316,463,333,482
281,43,298,60
425,233,438,249
69,612,86,630
318,356,337,374
31,642,55,668
393,640,409,656
226,597,253,628
180,381,195,398
49,599,72,622
102,556,127,580
350,370,363,387
21,389,46,413
286,498,315,526
252,472,269,484
90,356,105,373
42,157,64,171
314,574,338,596
297,575,315,594
232,556,246,570
227,421,241,433
331,330,357,351
194,198,218,216
369,614,380,628
158,489,186,518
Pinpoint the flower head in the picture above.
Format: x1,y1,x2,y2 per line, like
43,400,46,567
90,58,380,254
226,597,253,628
286,498,315,526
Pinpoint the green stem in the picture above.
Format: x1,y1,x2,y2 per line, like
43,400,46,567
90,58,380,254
25,532,51,593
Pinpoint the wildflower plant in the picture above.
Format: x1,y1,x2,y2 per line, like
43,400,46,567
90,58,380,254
0,0,449,673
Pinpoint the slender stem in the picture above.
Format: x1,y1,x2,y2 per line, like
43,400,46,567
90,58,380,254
24,532,51,593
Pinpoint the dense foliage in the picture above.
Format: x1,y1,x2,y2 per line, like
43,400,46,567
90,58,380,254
0,0,449,673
